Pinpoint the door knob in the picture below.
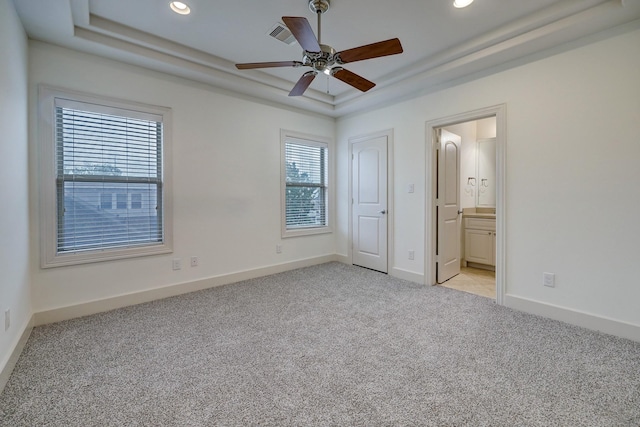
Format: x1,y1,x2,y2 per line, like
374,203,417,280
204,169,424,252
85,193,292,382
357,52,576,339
379,210,387,214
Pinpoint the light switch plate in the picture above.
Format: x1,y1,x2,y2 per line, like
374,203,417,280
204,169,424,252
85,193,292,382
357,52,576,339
543,272,555,287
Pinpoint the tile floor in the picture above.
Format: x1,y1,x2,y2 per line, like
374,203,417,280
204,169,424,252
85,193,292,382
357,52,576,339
439,266,496,299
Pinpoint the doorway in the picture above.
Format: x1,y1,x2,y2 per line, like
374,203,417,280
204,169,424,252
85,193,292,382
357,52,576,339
349,130,393,273
425,105,506,305
438,119,496,296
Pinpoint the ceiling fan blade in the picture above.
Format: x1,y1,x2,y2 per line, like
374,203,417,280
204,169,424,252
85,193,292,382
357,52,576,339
282,17,321,53
235,61,302,70
331,68,376,92
289,71,317,96
337,38,403,64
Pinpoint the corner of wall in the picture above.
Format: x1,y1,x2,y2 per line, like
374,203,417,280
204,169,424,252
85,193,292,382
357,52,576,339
0,0,33,397
335,254,350,265
390,267,425,285
0,314,34,394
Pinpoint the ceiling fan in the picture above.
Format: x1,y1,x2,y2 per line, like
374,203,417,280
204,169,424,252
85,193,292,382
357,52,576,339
235,0,403,96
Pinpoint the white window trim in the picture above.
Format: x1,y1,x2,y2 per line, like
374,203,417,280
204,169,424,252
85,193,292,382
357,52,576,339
38,85,173,268
280,129,333,238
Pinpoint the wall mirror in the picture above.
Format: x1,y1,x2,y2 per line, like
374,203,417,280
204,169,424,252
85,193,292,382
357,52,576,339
476,138,496,207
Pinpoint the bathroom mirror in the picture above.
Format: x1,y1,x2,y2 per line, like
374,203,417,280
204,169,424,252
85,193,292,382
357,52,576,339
476,138,496,207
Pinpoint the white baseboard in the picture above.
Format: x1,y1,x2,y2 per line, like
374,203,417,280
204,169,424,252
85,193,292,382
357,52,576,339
390,267,425,284
0,315,33,395
334,257,424,285
466,262,495,272
334,254,350,265
505,294,640,342
333,258,425,285
34,255,339,327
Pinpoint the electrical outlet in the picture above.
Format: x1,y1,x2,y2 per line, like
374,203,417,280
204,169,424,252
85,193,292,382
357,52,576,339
4,309,10,331
543,272,555,287
172,258,182,270
407,184,415,193
408,250,415,260
190,256,198,267
276,245,282,254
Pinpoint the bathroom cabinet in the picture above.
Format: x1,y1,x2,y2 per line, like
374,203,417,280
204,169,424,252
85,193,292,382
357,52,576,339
464,217,496,267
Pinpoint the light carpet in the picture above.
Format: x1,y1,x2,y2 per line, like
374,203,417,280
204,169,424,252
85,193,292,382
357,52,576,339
1,262,639,426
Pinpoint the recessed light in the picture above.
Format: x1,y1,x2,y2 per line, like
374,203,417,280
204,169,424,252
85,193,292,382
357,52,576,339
453,0,474,8
170,1,191,15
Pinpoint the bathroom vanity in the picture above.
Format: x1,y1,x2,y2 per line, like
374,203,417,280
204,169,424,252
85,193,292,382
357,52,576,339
463,210,496,268
460,135,497,270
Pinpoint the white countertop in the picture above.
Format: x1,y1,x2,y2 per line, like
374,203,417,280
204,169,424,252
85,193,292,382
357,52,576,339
462,208,496,219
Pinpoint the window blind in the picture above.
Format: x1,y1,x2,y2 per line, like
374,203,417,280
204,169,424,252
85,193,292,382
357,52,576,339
284,141,328,228
55,102,164,253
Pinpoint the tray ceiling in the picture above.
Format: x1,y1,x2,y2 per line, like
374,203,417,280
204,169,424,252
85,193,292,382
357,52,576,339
13,0,640,117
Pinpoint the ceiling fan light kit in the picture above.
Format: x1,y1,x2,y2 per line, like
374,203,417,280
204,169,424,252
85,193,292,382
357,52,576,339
235,0,403,97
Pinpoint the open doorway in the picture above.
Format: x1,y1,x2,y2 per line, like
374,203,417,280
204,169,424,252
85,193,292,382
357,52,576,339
425,105,506,305
439,119,496,298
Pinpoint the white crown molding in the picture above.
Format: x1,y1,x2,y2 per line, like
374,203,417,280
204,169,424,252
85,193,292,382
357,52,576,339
27,0,640,118
85,15,335,106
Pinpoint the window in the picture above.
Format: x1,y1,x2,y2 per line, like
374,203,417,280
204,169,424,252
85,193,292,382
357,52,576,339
100,193,112,209
131,193,142,209
116,193,128,210
39,87,172,267
281,130,331,237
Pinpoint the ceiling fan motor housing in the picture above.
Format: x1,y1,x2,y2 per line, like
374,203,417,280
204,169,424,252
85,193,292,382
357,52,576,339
304,44,336,72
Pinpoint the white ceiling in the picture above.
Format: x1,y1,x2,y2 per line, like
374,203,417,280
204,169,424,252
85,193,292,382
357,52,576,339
13,0,640,117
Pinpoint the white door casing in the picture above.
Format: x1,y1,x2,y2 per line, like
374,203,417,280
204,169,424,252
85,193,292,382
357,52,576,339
352,135,388,273
436,129,462,283
425,104,506,306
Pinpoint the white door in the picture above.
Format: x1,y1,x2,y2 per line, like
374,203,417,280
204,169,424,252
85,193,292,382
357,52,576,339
437,129,461,283
352,136,388,273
